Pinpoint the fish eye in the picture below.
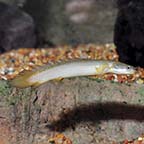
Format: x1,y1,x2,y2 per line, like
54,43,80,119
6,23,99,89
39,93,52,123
127,66,131,69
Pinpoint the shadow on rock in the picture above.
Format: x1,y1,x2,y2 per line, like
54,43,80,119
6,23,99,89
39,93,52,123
47,102,144,131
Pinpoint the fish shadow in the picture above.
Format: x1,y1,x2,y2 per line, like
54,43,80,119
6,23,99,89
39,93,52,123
47,102,144,131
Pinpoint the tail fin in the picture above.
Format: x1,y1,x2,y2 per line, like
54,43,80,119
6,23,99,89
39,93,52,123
10,70,39,88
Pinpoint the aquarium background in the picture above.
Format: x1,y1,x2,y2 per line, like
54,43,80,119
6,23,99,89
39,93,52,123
0,0,117,46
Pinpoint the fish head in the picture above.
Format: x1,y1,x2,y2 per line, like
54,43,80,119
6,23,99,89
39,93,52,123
109,62,136,74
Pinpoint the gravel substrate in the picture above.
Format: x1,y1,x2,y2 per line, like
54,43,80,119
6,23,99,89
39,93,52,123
0,43,144,84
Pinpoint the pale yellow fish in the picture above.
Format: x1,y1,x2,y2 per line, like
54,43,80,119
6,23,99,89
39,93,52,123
10,60,136,88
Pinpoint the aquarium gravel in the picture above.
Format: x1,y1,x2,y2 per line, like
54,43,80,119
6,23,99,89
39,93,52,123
0,43,144,84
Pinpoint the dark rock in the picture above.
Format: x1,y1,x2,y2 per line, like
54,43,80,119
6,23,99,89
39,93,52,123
114,0,144,67
0,2,36,53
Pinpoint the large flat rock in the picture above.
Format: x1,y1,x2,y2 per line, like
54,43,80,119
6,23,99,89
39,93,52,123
0,77,144,144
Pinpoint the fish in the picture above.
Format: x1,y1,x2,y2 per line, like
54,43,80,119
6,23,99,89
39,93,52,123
10,60,136,88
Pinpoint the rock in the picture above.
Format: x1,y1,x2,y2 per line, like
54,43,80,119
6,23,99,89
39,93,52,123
114,0,144,67
0,78,144,144
0,2,36,53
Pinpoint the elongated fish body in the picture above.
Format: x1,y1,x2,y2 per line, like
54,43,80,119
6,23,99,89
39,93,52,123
10,60,136,88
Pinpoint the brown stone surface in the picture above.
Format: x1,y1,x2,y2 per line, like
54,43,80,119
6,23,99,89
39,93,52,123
0,78,144,144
